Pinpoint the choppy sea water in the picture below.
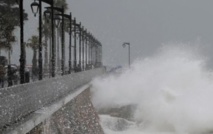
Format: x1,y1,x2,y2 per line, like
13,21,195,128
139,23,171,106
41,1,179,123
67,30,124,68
92,44,213,134
100,115,184,134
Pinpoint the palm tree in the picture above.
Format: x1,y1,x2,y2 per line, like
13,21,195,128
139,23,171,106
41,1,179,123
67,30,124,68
0,30,15,64
26,35,39,80
54,0,68,10
0,0,28,62
0,45,12,64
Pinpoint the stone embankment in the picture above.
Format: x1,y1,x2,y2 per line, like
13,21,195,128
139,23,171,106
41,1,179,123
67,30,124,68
29,88,104,134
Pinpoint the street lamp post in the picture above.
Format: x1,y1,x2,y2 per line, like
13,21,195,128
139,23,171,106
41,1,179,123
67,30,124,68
96,40,101,67
95,39,98,68
87,33,91,68
78,23,82,71
58,13,73,74
85,29,88,69
89,34,93,68
68,13,72,74
92,36,97,67
54,14,60,75
45,6,64,75
61,9,65,76
31,0,53,80
43,9,51,77
89,34,93,67
96,41,101,67
73,18,77,72
16,0,25,84
82,27,85,71
122,42,131,68
51,5,55,77
88,34,91,67
43,2,55,77
74,22,82,72
100,43,103,66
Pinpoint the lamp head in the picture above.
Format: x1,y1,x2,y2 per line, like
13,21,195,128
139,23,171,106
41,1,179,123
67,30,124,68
54,15,61,28
31,0,39,17
123,42,130,48
44,9,51,21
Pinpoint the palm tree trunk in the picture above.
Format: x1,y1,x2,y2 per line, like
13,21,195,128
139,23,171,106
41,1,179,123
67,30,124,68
8,48,11,64
44,36,48,77
49,36,52,77
32,49,37,80
57,29,60,73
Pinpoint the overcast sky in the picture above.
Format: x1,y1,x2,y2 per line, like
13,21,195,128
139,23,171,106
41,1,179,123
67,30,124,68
5,0,213,68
